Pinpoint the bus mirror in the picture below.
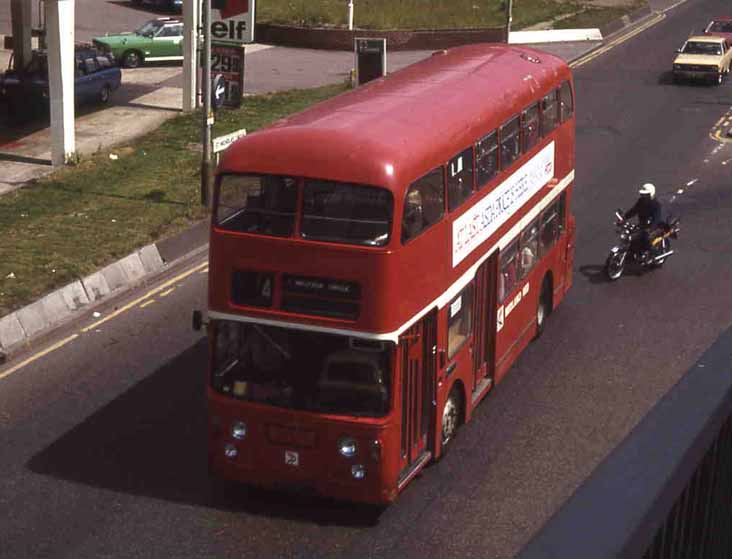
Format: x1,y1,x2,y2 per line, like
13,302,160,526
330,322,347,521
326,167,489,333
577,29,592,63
192,310,205,331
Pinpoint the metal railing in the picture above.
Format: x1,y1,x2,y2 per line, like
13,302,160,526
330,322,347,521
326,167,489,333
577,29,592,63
519,327,732,559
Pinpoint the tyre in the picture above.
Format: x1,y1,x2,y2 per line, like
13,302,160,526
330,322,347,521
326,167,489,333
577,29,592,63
99,84,111,104
122,50,143,69
441,386,462,450
535,277,552,338
605,250,626,281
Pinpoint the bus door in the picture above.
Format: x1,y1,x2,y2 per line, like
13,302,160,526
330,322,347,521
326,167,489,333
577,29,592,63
472,254,498,395
398,311,437,484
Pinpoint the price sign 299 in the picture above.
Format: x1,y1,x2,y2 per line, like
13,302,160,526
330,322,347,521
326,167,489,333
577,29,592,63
211,43,246,108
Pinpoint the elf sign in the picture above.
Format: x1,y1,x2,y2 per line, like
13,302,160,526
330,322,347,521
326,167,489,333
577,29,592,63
210,0,256,44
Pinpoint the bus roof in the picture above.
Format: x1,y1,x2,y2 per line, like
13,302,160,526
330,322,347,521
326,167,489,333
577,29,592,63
220,43,571,195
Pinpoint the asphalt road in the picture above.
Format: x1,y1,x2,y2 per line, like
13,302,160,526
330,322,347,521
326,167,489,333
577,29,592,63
2,0,732,557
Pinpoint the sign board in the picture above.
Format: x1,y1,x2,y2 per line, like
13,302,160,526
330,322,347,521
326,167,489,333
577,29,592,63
354,38,386,86
211,42,245,108
213,128,247,153
210,0,256,44
211,74,226,110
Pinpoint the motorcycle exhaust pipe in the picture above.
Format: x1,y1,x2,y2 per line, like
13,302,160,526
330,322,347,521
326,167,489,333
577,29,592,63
653,250,674,262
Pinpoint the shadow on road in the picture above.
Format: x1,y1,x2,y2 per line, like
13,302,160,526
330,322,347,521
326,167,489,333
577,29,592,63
579,263,609,284
26,338,382,527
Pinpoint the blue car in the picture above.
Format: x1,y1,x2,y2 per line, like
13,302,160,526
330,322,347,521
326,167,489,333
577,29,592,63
130,0,182,13
0,46,121,123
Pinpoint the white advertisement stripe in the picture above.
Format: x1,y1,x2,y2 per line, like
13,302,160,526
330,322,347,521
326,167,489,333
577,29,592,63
453,142,555,267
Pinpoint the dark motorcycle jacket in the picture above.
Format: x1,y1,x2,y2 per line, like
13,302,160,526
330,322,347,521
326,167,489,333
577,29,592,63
624,196,662,228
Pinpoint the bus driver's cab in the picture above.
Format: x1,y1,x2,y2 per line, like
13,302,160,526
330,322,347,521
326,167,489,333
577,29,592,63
315,346,390,416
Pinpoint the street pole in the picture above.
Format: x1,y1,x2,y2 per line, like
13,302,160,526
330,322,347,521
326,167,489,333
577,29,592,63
201,0,212,207
347,1,354,31
504,0,513,43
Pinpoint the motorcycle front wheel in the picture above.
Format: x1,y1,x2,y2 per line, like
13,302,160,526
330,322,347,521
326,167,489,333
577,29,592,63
605,250,626,281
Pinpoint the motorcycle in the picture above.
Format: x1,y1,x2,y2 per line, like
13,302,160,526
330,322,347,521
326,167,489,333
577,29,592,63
605,210,680,281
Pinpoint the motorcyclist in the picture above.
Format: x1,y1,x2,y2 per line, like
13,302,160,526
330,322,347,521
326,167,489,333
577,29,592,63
623,183,662,260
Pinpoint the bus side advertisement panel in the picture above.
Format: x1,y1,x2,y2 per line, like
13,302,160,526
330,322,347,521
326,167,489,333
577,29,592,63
452,142,555,268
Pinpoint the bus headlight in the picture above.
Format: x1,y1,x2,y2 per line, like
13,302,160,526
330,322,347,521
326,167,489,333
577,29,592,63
351,464,366,480
338,436,357,458
231,420,247,440
224,444,238,459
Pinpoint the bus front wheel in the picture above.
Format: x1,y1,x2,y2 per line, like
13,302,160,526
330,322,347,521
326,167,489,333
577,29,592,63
441,386,462,451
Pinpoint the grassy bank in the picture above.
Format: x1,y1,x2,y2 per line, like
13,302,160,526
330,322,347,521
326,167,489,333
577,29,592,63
256,0,640,31
0,83,348,317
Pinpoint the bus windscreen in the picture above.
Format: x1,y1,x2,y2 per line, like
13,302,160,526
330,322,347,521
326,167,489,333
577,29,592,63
212,320,393,417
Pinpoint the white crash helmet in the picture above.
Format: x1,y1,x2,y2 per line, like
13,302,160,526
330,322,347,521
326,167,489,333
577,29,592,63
639,183,656,198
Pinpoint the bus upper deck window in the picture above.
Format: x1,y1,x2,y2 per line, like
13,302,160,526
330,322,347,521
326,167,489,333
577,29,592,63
475,131,498,189
522,103,540,152
402,167,445,244
447,147,474,212
499,116,520,170
215,174,297,237
301,180,393,247
541,89,559,136
560,81,574,122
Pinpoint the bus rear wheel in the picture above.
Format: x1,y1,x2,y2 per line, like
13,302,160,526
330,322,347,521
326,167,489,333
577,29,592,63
535,277,552,339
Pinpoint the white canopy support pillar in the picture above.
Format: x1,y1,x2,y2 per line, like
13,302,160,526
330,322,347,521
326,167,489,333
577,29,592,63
45,0,76,166
182,0,200,112
10,0,33,71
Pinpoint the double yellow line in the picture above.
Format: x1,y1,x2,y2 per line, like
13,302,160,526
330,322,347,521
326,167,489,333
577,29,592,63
570,13,666,69
0,261,208,382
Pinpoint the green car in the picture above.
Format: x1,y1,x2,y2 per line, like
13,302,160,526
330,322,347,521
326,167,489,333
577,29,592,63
92,18,184,68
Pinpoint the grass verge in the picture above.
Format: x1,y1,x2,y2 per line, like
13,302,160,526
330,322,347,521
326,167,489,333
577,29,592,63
553,3,645,29
0,83,349,317
257,0,593,31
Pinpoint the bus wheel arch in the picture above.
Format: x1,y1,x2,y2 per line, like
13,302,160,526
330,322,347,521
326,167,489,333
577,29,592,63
535,273,553,339
440,380,465,454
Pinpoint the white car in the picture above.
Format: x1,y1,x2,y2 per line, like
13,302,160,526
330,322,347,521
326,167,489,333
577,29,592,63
673,35,732,85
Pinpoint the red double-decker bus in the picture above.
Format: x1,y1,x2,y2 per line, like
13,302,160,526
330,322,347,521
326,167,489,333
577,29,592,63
204,43,576,504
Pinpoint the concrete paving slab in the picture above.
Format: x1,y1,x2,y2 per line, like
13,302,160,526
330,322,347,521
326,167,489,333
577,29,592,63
16,290,67,338
138,244,164,274
118,252,147,284
0,313,26,350
58,280,90,311
99,261,129,293
82,271,111,302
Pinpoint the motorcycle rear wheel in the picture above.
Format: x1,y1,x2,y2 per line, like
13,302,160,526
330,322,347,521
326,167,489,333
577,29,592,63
605,251,625,281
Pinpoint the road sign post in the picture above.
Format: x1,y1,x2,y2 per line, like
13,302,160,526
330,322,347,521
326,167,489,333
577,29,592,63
201,0,255,207
201,0,213,207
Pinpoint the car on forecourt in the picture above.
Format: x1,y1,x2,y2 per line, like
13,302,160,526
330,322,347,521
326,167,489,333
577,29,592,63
672,35,732,84
130,0,182,13
0,45,120,123
92,17,183,68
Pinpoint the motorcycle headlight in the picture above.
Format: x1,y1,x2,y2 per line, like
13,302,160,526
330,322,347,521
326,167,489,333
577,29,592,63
338,436,357,458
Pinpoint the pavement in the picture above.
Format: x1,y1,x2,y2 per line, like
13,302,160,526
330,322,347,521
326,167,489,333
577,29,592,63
0,4,666,357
